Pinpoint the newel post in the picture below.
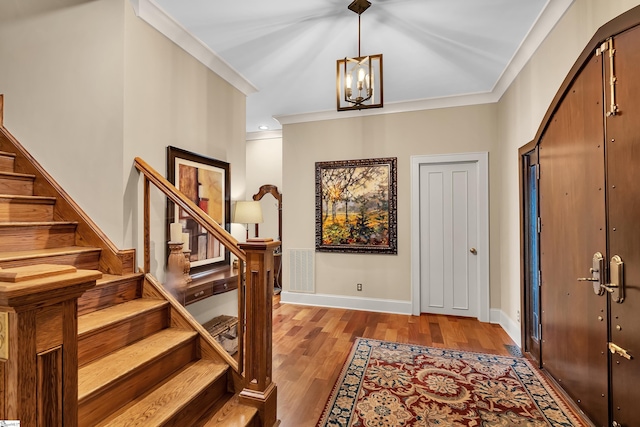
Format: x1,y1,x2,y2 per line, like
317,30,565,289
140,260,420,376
238,238,280,427
0,266,101,427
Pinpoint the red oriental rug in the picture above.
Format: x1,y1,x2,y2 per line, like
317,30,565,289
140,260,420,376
317,338,585,427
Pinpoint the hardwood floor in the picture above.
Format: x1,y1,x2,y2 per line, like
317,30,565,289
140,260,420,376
272,297,517,427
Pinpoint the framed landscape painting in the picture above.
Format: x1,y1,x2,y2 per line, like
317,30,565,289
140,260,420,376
315,157,397,254
167,146,230,272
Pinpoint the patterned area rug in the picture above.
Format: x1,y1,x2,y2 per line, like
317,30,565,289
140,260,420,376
317,338,584,427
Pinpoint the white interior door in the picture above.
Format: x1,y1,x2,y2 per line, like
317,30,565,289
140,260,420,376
419,161,478,317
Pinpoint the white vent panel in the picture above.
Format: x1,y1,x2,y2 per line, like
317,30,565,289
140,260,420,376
288,249,315,293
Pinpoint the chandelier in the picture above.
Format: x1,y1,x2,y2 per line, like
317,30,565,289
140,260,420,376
336,0,383,111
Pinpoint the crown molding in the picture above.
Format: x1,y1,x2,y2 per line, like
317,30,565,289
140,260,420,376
246,130,283,141
491,0,575,98
274,91,498,126
130,0,258,96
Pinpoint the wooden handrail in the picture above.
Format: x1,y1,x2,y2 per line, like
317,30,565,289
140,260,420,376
136,157,279,425
134,157,246,263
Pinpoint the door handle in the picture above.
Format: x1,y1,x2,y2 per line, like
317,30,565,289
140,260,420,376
470,248,477,255
577,253,625,302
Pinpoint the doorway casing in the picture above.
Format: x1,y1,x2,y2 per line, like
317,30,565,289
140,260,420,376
410,152,490,322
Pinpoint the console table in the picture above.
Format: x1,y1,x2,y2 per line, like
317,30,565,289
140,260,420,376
180,265,238,306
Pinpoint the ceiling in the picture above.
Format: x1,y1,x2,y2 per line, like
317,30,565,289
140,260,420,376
148,0,564,133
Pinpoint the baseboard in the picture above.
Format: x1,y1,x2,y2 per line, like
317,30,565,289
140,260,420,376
491,308,522,347
280,291,413,315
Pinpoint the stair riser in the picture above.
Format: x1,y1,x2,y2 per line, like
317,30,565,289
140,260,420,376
0,155,15,172
164,376,228,427
0,225,76,252
0,250,100,270
79,339,198,427
77,278,142,317
0,176,34,196
0,201,53,222
78,306,170,366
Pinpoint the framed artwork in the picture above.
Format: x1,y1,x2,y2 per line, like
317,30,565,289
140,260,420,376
315,157,397,254
167,146,230,272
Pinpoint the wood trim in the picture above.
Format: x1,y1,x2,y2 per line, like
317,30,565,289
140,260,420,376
518,142,536,356
0,94,3,128
37,346,63,426
134,157,246,262
0,126,134,275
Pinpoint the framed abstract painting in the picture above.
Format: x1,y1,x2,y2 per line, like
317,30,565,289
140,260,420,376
167,146,230,272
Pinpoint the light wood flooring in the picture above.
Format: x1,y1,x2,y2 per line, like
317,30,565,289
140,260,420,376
272,296,517,427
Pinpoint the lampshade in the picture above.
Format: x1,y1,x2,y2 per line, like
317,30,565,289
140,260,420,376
232,200,263,225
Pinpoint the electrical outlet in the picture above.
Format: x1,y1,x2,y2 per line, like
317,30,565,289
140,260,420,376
357,283,363,291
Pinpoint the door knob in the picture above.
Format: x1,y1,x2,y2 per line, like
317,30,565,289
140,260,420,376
470,248,477,255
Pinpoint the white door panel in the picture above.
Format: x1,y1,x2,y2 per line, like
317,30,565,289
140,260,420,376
419,162,477,317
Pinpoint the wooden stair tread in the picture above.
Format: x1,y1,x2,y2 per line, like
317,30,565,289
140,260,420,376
78,328,198,401
0,194,56,203
0,263,76,282
0,221,78,228
95,271,143,286
0,245,101,261
78,298,168,336
198,395,258,427
0,151,16,158
0,171,35,179
95,359,228,426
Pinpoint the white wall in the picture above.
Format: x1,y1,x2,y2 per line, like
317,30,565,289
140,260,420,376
281,106,499,313
245,134,283,241
0,0,125,242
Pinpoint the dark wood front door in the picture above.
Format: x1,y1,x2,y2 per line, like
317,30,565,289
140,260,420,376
604,25,640,427
539,53,609,426
537,23,640,427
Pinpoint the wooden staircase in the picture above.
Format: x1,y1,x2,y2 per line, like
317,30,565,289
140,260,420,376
0,100,264,425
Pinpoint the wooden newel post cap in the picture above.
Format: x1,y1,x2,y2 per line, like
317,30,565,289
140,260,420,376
238,238,281,252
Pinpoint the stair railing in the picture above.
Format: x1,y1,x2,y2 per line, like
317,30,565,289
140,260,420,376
134,157,278,426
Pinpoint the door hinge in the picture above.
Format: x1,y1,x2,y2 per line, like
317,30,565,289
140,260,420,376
596,38,619,117
535,163,540,180
538,323,542,339
537,217,541,234
538,270,541,287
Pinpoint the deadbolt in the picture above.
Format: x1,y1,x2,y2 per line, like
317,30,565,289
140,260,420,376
577,252,605,295
609,255,624,303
